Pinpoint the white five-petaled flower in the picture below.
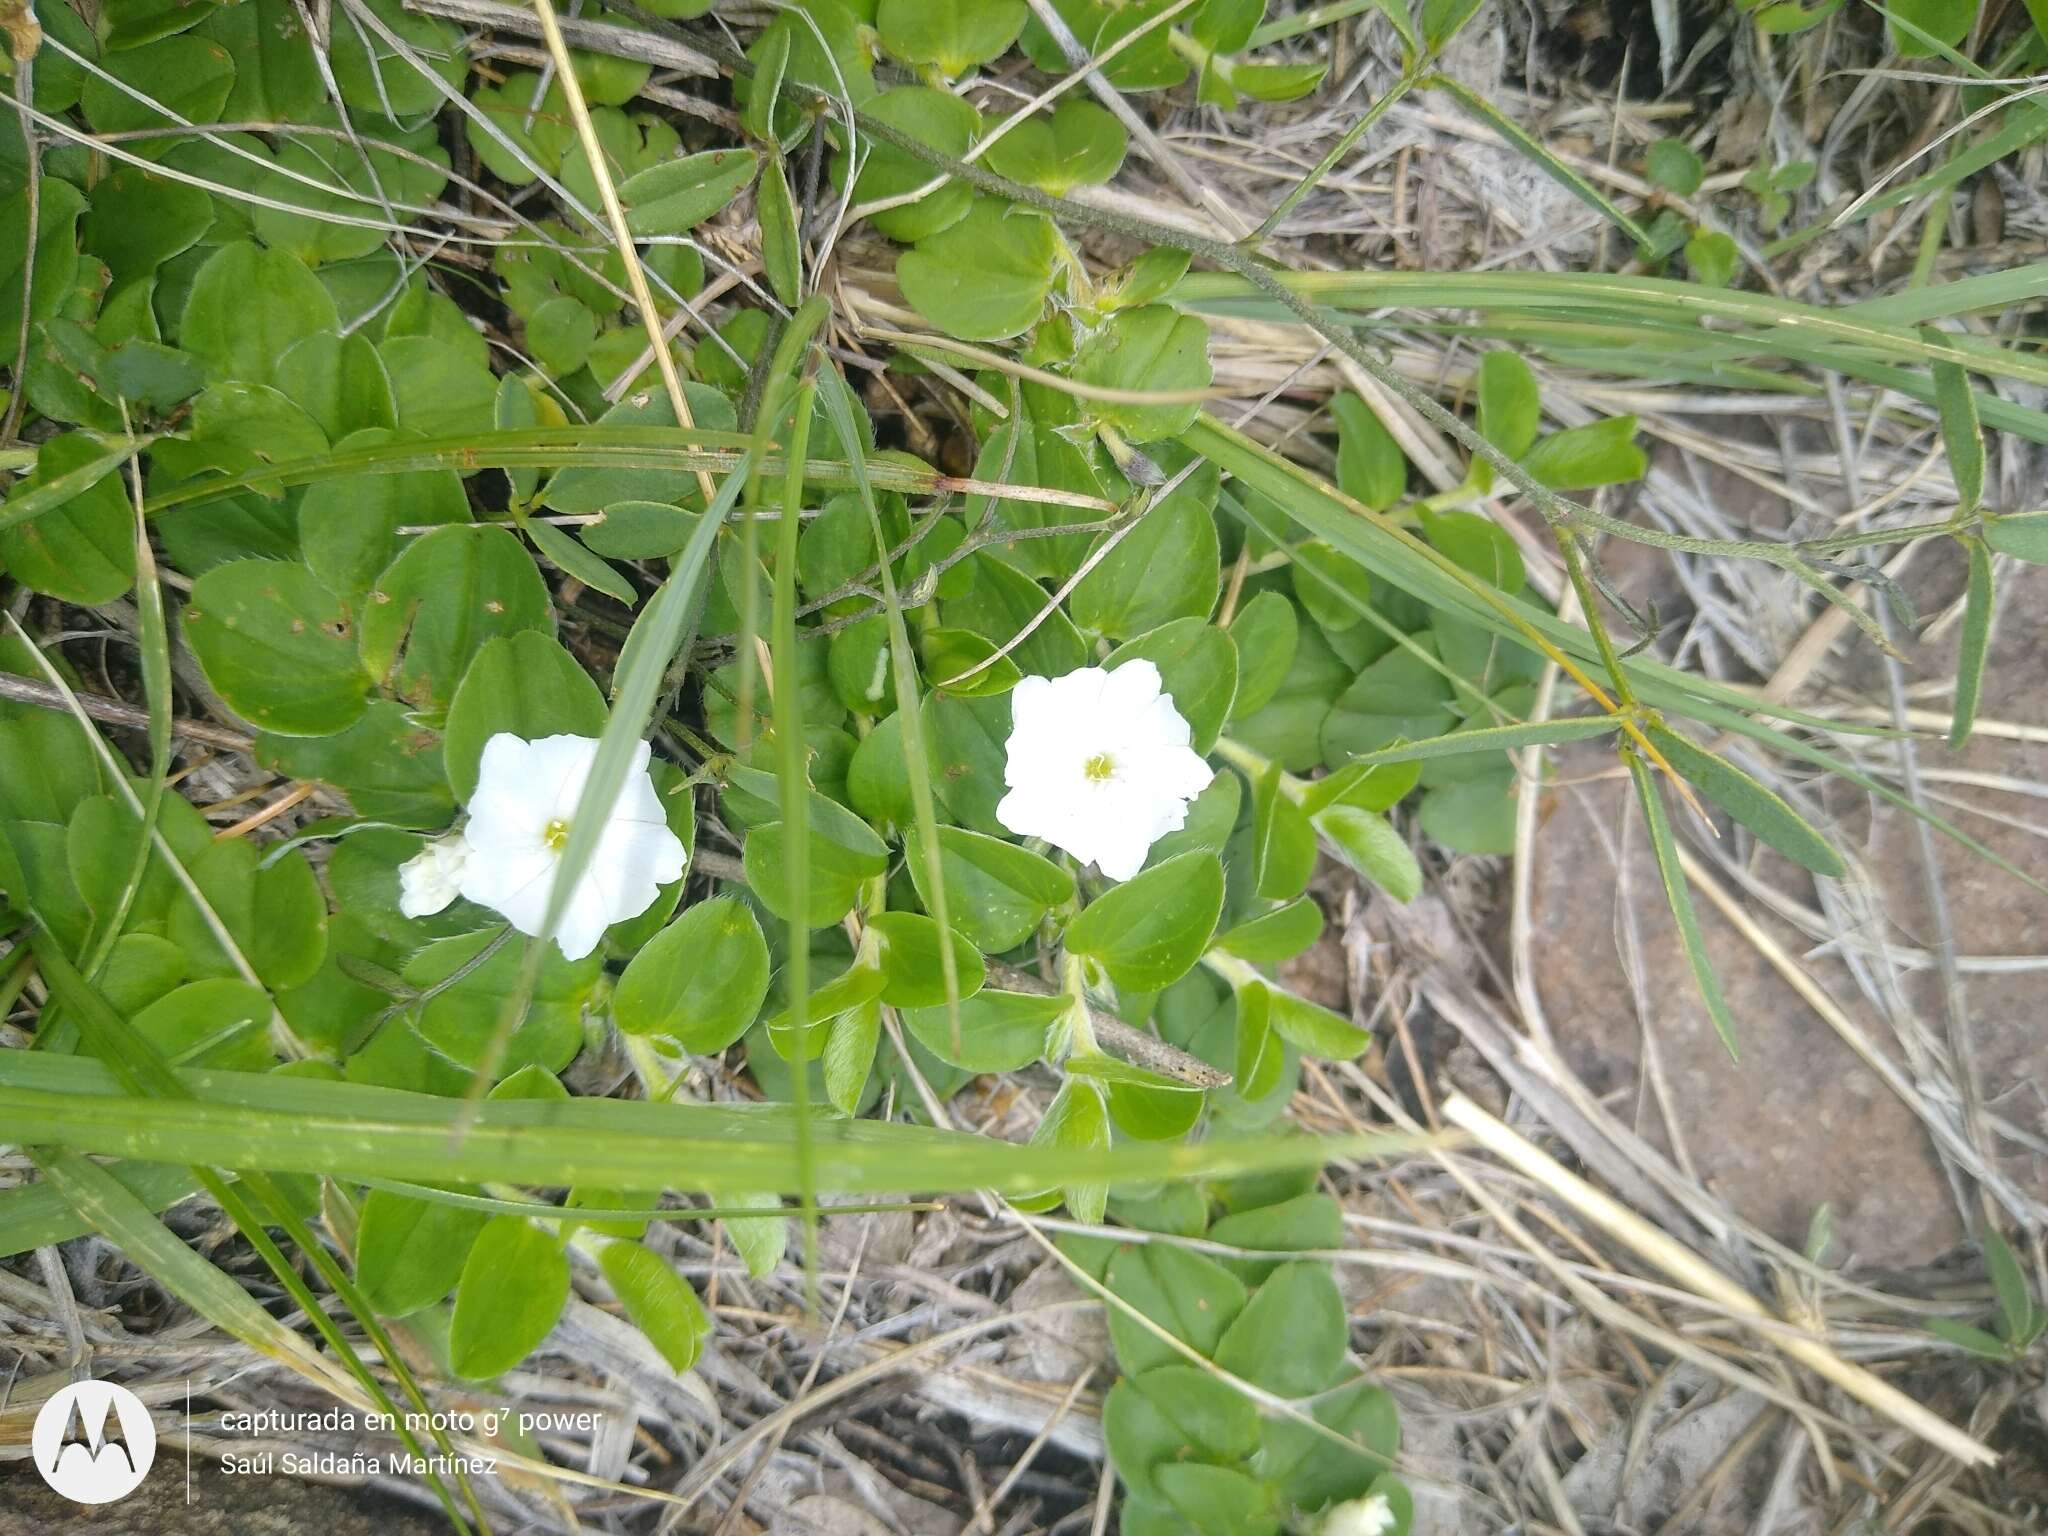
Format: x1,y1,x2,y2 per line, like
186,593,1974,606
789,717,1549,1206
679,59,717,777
429,732,685,961
1321,1492,1396,1536
398,831,470,919
995,659,1212,882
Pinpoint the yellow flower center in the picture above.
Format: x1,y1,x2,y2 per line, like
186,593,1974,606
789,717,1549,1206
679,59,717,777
543,817,570,851
1082,752,1116,783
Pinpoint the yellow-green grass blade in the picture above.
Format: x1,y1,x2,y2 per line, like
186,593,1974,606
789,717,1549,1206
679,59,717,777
1172,268,2048,391
772,375,822,1294
0,1049,1427,1194
0,1160,209,1258
0,433,154,534
28,1150,321,1367
1427,74,1653,250
133,428,1080,520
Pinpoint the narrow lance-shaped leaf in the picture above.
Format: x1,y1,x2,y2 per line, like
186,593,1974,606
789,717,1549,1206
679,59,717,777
1342,715,1619,765
1925,329,1985,516
29,1149,322,1365
1949,536,1993,750
81,438,173,979
1624,750,1739,1061
1428,75,1654,251
758,153,803,307
1643,724,1845,878
1985,1230,2038,1344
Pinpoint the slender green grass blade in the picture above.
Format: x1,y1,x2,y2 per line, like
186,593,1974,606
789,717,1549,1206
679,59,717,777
1949,537,1994,750
1833,101,2048,229
1171,269,2048,392
0,1049,1427,1193
1624,751,1738,1061
1194,418,1856,736
28,1149,320,1363
736,298,832,751
1427,75,1653,250
0,1160,208,1258
0,435,153,534
773,375,822,1297
79,427,172,980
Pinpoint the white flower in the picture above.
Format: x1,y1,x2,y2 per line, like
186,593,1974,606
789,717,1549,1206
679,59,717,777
398,832,469,918
456,732,686,961
995,659,1212,882
1321,1493,1396,1536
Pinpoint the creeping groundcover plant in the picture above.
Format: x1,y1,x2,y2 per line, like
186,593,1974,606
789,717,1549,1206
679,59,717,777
0,0,2032,1527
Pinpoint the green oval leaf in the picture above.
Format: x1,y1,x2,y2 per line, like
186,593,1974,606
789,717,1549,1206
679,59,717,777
357,525,553,712
1332,391,1407,511
1107,619,1238,753
1065,851,1224,993
897,198,1058,342
449,1215,570,1379
906,824,1075,953
1212,1258,1346,1396
355,1188,487,1316
443,631,608,801
876,0,1026,75
1227,591,1299,719
742,819,889,928
867,911,986,1008
1070,482,1220,640
1212,896,1323,964
1312,801,1420,901
1070,304,1212,444
984,98,1127,194
921,626,1022,697
0,434,136,604
1250,764,1317,902
179,240,337,389
256,700,452,825
613,898,770,1052
900,988,1063,1072
598,1239,709,1373
619,148,760,237
183,560,369,735
1983,510,2048,564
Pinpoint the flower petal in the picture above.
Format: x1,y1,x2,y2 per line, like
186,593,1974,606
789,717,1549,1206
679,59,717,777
1099,657,1164,717
589,818,686,920
526,733,601,821
550,881,614,961
459,844,557,936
